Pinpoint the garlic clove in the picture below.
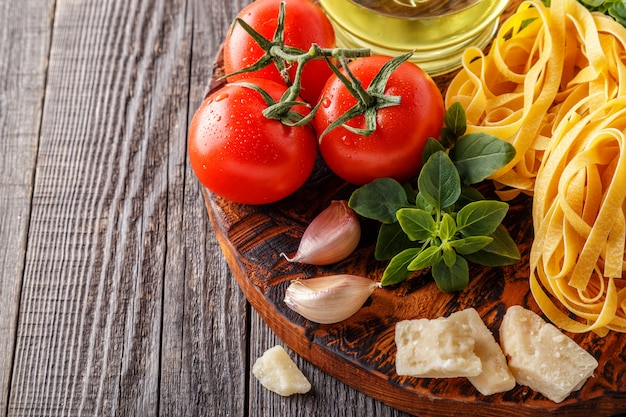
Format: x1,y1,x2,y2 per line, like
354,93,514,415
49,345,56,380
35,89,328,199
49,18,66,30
282,200,361,265
284,274,380,324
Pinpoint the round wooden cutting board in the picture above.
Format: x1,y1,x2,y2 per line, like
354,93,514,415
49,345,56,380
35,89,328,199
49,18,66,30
200,1,626,416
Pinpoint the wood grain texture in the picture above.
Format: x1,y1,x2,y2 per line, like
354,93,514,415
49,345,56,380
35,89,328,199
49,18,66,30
0,1,55,415
6,0,190,415
8,0,172,413
160,0,249,416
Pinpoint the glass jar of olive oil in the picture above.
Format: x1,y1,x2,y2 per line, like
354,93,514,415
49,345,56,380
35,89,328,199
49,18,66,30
319,0,509,76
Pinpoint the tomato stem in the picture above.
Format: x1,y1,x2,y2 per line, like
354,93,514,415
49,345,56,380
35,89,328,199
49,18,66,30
223,1,411,137
317,52,413,141
224,2,369,92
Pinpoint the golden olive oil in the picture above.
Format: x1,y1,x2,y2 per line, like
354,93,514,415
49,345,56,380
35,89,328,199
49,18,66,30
354,0,481,18
318,0,509,75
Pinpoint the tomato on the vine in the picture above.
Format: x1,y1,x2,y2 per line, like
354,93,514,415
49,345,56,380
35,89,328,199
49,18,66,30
188,79,317,205
223,0,336,104
313,56,445,185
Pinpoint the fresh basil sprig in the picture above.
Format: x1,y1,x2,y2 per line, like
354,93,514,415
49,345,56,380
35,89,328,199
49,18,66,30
348,102,520,292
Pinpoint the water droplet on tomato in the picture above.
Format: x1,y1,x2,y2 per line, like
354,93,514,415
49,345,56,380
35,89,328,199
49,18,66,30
215,93,229,102
322,97,331,108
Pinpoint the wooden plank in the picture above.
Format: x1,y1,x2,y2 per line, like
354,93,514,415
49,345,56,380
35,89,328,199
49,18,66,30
0,1,54,416
7,0,185,414
157,0,252,416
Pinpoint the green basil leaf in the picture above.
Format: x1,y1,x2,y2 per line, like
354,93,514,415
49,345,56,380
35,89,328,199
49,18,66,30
349,177,409,223
463,224,520,266
455,184,485,210
609,2,626,26
448,235,493,255
422,137,445,166
444,102,466,137
457,200,509,237
418,151,461,211
397,208,436,241
415,192,434,213
402,182,418,205
439,213,457,241
442,246,457,268
431,256,469,292
407,246,441,271
450,132,516,185
439,127,457,149
579,0,602,7
375,222,415,260
381,247,422,286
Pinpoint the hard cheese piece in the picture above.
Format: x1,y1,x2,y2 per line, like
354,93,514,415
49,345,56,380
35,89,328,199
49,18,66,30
499,305,598,403
395,316,482,378
450,309,516,395
252,345,311,396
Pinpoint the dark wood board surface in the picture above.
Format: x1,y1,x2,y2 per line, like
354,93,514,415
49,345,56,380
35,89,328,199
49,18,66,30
202,1,626,416
203,162,626,417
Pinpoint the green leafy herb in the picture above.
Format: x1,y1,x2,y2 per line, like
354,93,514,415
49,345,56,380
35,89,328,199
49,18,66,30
375,222,414,261
544,0,626,28
348,102,521,292
348,177,410,224
579,0,626,27
417,151,461,210
450,132,516,185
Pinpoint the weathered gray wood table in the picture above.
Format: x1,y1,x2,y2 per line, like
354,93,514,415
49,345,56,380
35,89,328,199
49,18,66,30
0,0,411,415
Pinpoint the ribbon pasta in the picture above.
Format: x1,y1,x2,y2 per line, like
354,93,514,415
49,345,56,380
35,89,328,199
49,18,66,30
531,98,626,334
446,0,626,333
446,0,626,198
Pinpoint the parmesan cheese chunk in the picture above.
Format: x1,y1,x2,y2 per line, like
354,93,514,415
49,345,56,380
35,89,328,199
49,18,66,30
252,345,311,396
395,316,482,378
450,309,516,395
499,306,598,403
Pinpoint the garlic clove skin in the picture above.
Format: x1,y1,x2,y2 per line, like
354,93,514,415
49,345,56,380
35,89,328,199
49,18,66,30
284,274,380,324
282,200,361,265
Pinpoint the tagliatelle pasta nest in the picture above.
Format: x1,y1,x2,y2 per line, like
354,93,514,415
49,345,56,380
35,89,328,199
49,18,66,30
446,0,626,334
531,98,626,335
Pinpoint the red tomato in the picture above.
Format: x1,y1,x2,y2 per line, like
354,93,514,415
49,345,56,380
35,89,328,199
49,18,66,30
223,0,336,104
313,56,445,185
188,79,317,205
